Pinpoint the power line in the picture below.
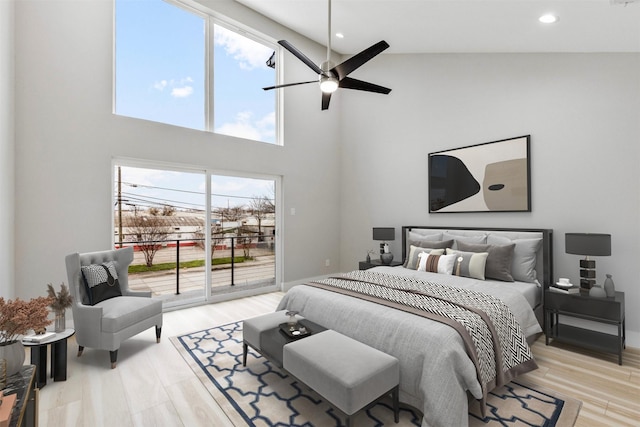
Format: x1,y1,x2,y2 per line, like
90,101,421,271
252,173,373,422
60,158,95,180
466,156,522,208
118,180,274,202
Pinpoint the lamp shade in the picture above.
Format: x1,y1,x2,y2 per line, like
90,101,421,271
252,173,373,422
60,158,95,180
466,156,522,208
565,233,611,256
373,227,395,241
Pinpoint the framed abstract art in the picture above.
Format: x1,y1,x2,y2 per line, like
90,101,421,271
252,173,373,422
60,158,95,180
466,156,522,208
428,135,531,213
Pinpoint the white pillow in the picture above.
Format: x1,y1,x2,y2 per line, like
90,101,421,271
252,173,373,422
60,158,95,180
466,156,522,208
417,252,457,274
405,246,445,270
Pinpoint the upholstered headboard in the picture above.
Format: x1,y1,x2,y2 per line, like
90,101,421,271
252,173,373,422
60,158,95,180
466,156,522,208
401,226,553,288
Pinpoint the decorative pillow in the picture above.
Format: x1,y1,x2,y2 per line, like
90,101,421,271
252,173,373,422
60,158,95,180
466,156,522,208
487,235,542,283
81,261,123,305
417,253,457,274
446,249,489,280
405,246,445,270
404,236,453,267
457,241,515,282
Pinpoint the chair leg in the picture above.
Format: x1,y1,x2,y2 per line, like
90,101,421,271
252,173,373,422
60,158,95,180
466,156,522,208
110,350,118,369
77,345,84,357
155,325,162,343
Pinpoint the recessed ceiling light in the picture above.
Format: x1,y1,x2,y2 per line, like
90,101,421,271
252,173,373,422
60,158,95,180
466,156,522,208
539,14,559,24
335,32,344,39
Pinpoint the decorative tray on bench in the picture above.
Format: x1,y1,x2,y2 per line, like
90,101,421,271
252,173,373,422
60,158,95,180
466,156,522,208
279,322,311,339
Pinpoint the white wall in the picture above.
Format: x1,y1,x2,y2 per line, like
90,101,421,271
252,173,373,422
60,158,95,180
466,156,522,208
0,0,16,298
339,53,640,346
12,1,640,347
14,0,341,300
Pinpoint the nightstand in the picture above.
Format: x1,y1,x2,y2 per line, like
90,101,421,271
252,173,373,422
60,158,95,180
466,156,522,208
545,290,625,365
359,259,403,270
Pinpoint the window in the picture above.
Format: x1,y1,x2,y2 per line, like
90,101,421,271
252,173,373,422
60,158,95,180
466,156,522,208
114,0,279,144
213,24,276,144
114,0,205,130
113,162,279,307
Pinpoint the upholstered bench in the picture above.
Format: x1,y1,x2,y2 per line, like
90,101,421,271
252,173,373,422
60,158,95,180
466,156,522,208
242,310,302,366
283,329,400,427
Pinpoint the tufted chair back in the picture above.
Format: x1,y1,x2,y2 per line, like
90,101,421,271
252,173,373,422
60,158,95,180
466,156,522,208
67,247,134,306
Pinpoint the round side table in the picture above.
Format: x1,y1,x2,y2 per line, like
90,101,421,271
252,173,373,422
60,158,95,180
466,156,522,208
22,328,75,388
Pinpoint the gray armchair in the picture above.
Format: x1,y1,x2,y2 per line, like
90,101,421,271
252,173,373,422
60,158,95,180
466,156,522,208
65,247,163,368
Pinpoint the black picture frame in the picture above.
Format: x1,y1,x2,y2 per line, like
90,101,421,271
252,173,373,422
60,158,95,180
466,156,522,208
428,135,531,213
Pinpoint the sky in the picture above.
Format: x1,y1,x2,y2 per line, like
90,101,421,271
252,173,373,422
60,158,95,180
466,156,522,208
114,0,276,144
115,165,275,212
113,0,277,215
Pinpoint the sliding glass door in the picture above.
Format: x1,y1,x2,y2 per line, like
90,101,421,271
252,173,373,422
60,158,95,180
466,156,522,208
113,161,279,308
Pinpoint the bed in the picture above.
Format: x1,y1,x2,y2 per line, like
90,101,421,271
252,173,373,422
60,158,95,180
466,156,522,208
277,226,553,427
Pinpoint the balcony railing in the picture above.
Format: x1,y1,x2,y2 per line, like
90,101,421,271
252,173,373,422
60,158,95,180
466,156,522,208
117,235,275,298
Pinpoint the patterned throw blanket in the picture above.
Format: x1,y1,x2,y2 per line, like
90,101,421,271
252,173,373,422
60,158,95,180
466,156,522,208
310,270,538,408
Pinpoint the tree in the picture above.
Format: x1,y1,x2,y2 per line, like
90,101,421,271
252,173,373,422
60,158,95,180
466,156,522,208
249,195,274,241
128,210,172,267
236,223,254,259
161,204,176,216
194,227,226,261
218,205,244,225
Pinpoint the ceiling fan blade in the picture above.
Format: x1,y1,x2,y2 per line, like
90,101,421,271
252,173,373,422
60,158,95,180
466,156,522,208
263,80,317,91
321,92,332,110
278,40,323,75
332,40,390,80
339,77,391,94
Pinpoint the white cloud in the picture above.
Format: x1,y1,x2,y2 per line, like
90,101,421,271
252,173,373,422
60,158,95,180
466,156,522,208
214,25,273,71
171,86,193,98
215,110,275,143
152,77,195,98
153,80,168,91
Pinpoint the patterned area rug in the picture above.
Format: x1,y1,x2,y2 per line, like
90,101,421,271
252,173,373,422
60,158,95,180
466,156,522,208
171,321,581,427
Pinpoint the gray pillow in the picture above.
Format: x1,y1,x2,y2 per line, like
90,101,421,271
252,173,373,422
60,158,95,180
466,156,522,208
404,239,451,268
410,238,454,249
487,235,542,283
457,241,515,282
443,232,488,248
408,230,442,240
405,246,445,270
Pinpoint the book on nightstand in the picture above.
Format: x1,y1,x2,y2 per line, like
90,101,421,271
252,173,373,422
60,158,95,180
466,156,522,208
548,285,579,294
22,331,56,343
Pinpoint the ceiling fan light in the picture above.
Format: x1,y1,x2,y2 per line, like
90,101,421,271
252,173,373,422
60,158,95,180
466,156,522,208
539,14,558,24
320,76,339,93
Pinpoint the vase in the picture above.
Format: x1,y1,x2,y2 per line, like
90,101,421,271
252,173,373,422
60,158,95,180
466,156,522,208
589,285,607,298
0,340,25,377
604,274,615,297
380,252,394,265
54,310,66,333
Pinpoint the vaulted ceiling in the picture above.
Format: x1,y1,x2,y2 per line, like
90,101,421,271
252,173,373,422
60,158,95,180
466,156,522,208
236,0,640,54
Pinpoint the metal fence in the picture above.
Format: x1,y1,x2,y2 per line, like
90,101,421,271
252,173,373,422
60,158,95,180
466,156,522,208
118,236,275,297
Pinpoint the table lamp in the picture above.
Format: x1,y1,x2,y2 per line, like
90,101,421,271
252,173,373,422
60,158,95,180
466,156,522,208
373,227,395,264
565,233,611,292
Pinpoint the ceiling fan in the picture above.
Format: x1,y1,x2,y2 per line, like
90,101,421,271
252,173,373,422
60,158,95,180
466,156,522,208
262,0,391,110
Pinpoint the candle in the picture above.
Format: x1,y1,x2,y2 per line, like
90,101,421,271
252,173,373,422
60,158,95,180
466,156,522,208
384,243,389,253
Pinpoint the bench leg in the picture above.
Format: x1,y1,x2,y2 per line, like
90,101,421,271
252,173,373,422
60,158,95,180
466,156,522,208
392,385,399,423
243,342,248,366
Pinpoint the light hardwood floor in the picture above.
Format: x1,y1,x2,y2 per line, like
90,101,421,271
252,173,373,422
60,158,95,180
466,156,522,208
34,292,639,426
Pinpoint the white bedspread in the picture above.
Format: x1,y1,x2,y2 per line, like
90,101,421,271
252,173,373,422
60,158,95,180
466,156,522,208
276,268,542,427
